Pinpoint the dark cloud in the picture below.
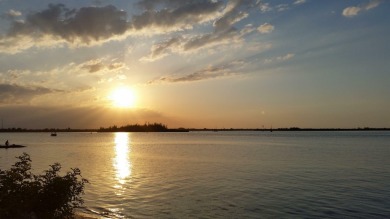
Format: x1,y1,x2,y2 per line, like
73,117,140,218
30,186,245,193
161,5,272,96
8,4,128,43
108,62,124,70
131,0,224,31
80,59,125,73
5,1,224,44
1,0,258,54
81,61,104,73
141,0,258,61
0,83,57,104
85,63,103,73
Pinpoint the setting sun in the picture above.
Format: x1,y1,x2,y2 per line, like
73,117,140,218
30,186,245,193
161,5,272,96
109,87,136,108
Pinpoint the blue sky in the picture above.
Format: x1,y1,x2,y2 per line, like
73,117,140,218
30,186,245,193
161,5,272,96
0,0,389,129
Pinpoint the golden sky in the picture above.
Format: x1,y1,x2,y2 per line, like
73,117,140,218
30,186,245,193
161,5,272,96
0,0,389,129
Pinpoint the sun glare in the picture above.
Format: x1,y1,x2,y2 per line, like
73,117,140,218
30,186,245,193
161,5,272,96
109,87,136,108
114,132,131,183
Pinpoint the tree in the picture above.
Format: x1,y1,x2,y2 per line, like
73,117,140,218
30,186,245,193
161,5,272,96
0,153,88,219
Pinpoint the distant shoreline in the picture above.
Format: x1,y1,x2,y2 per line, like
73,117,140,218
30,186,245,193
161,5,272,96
0,127,389,133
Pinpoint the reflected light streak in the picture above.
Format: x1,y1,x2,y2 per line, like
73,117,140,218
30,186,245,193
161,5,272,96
114,132,132,185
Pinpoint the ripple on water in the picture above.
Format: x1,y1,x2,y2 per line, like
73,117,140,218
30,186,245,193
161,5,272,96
1,132,390,218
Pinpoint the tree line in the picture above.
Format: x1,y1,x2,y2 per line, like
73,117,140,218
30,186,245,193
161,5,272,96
98,123,169,132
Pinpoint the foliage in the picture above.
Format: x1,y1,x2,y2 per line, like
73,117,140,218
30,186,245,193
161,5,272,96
0,153,88,219
99,122,169,132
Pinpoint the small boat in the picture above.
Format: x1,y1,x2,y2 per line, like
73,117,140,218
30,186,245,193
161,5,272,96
0,144,26,149
51,132,57,136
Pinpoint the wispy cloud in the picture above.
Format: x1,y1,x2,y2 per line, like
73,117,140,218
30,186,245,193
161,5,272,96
141,0,259,62
264,53,295,64
132,0,224,32
141,25,255,62
257,23,274,34
259,2,272,13
293,0,306,5
0,83,59,104
80,59,125,74
276,4,290,12
148,61,245,84
277,53,295,61
258,0,306,13
343,0,382,17
5,9,22,18
1,57,126,94
140,36,183,62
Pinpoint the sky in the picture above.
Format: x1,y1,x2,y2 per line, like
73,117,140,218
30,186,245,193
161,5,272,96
0,0,389,129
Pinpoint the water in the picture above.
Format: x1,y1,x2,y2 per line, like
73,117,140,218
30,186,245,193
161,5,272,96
0,131,389,218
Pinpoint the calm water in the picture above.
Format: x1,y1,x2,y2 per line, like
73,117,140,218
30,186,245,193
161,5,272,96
0,131,389,218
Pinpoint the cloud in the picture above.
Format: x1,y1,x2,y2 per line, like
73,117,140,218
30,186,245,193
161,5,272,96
259,2,272,13
0,69,30,83
141,25,255,62
182,0,259,50
6,9,22,18
0,83,58,104
0,4,129,53
257,23,274,34
79,58,125,74
149,66,233,83
141,0,258,62
342,7,361,17
258,0,306,13
137,0,215,10
183,25,253,51
133,0,258,34
1,58,126,94
0,34,67,54
132,0,224,32
8,4,128,42
149,61,245,84
276,4,290,12
343,0,382,17
140,36,183,62
0,1,259,55
277,53,295,61
264,53,295,63
293,0,306,5
213,0,256,32
365,0,382,10
81,60,104,73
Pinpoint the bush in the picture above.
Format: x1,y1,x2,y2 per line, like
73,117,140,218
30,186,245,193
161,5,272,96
0,153,88,219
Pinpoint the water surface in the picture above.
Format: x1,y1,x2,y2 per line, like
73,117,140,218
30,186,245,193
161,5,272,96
0,131,389,218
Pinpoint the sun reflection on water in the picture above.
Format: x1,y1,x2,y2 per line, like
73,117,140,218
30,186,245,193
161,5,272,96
114,132,132,187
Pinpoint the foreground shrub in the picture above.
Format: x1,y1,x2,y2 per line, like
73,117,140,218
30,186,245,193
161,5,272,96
0,153,88,218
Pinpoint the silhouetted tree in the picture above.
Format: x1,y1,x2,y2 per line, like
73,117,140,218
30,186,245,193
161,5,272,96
0,153,88,218
99,122,169,132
